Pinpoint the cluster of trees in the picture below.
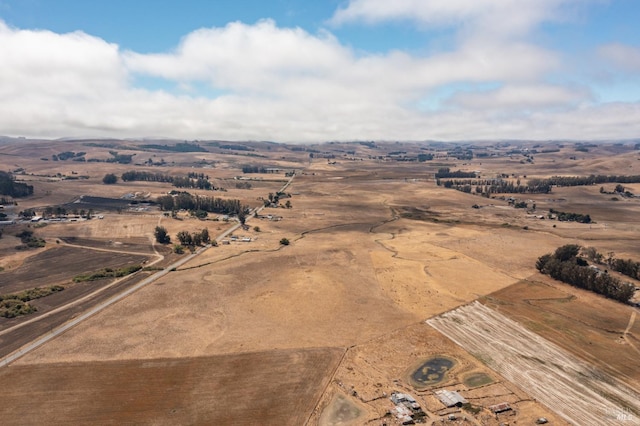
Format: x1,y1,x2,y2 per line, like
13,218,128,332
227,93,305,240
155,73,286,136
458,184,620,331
447,148,473,160
42,206,93,219
437,178,551,195
118,171,216,190
52,151,85,161
18,209,35,219
582,247,640,281
172,176,214,190
156,192,247,216
609,258,640,281
536,244,635,302
600,184,634,197
157,226,212,254
540,174,640,187
176,228,210,247
15,229,45,249
103,173,118,184
121,171,173,183
549,208,591,223
218,144,254,151
417,153,434,162
0,172,34,197
107,151,133,164
235,181,252,189
139,142,207,152
435,168,476,179
242,165,268,173
263,191,291,208
437,173,640,196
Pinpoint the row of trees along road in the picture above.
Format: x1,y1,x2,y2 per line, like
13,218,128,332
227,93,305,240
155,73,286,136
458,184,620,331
154,226,210,247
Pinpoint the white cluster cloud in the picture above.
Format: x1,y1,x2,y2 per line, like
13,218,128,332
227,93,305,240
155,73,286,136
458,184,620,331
0,0,638,142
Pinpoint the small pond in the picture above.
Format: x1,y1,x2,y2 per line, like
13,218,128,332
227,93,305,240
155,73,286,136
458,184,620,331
410,356,455,387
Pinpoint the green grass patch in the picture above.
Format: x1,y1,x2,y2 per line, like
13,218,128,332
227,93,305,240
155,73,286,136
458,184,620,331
462,403,482,414
463,372,494,388
73,265,142,282
0,285,64,318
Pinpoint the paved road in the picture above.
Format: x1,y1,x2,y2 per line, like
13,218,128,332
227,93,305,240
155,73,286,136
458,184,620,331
0,245,206,367
0,173,296,367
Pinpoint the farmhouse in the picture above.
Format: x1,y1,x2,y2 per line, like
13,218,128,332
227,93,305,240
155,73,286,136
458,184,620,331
390,391,426,424
434,389,468,407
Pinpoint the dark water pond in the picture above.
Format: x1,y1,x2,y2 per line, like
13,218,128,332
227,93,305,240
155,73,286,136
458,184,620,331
411,357,455,386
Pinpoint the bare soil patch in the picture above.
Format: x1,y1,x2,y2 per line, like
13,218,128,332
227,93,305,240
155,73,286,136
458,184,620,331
428,302,640,425
0,347,342,426
481,278,640,384
0,245,148,293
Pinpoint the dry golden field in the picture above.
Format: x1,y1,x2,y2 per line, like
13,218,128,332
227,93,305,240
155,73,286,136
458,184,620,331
1,138,639,424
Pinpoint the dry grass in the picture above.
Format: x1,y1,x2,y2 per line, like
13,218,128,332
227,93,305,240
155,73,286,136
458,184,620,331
2,139,640,424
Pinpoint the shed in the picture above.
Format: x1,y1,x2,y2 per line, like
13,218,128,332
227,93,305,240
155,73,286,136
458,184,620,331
435,390,468,407
489,402,512,413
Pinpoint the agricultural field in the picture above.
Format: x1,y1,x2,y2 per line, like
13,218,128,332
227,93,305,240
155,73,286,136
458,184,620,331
1,138,640,424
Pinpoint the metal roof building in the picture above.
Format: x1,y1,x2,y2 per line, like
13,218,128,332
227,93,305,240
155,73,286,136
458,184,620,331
435,389,468,407
489,402,512,413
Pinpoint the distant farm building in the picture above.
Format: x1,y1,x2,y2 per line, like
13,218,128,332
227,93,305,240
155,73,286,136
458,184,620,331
391,392,426,425
489,402,512,414
390,392,426,424
435,389,468,407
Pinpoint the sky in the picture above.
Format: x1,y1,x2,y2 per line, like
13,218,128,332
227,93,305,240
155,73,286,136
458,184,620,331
1,0,639,142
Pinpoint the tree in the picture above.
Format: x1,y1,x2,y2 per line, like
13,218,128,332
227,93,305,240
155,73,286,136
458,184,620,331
19,209,35,219
177,231,192,246
280,238,290,246
154,226,171,244
285,200,292,209
554,244,581,262
200,228,210,244
102,173,118,184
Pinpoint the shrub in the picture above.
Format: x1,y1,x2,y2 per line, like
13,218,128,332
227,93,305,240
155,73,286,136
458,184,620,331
102,173,118,184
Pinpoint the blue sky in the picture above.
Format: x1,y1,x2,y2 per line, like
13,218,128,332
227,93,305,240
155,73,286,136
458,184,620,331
0,0,639,141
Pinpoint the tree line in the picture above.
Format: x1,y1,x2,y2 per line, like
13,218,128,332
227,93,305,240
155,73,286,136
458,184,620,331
435,168,476,179
242,165,268,173
437,177,551,195
0,172,33,197
536,244,635,303
121,171,173,183
156,192,247,216
437,174,640,196
112,171,217,190
582,247,640,281
540,174,640,187
549,208,591,223
139,142,207,152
